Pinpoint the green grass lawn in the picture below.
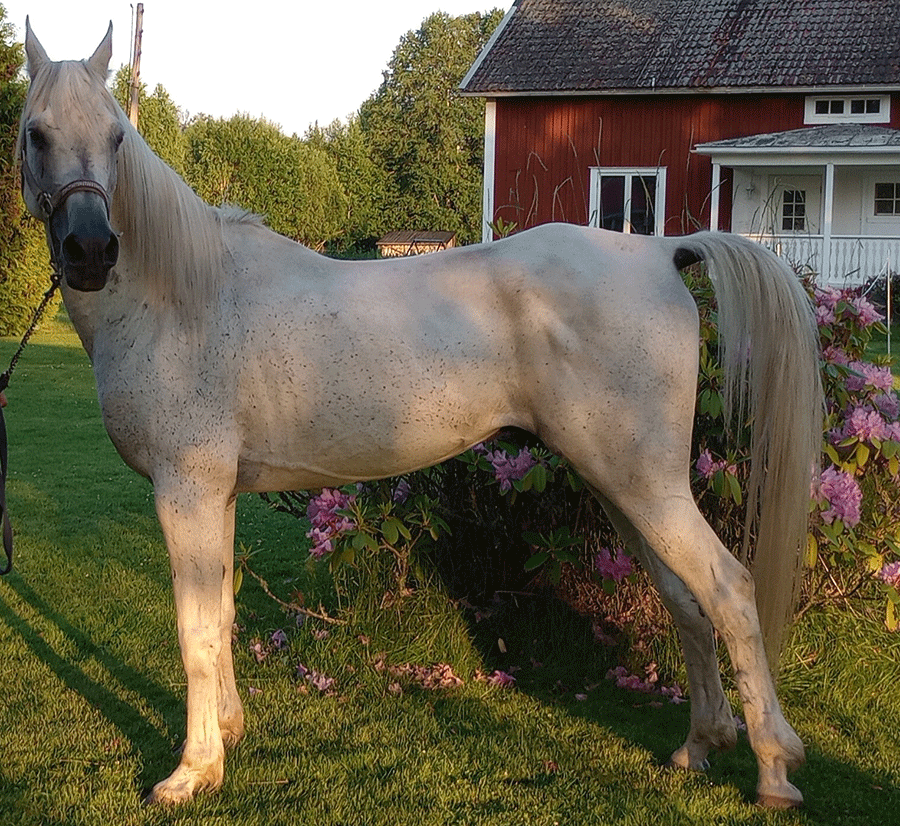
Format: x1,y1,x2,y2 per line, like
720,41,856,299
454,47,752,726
0,316,898,825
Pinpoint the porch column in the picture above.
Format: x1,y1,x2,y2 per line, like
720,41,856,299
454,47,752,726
710,162,721,231
822,163,835,282
481,100,497,243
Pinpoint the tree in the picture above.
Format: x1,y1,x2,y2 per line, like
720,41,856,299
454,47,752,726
184,114,347,249
358,10,505,245
111,67,187,175
0,4,59,336
306,116,391,252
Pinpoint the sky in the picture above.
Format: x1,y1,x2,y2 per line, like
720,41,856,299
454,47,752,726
3,0,502,137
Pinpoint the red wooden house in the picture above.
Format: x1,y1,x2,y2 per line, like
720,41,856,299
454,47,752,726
459,0,900,285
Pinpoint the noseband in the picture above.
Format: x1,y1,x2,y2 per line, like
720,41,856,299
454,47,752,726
20,145,111,223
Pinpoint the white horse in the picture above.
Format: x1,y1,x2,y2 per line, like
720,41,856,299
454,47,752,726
19,22,822,807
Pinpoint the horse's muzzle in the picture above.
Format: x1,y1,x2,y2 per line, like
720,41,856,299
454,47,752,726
60,230,119,291
51,191,119,292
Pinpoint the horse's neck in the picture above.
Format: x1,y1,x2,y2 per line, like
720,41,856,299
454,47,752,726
60,248,154,363
60,286,101,361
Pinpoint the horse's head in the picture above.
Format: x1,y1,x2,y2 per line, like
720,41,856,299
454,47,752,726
19,20,122,292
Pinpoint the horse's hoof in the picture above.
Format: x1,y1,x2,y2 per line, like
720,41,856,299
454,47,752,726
757,792,803,809
143,764,222,806
756,780,804,809
666,756,710,772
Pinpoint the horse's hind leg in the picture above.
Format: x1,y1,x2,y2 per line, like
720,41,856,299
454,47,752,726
594,492,737,770
589,480,804,807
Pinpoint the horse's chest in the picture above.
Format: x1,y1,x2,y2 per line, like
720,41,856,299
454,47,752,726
91,340,235,477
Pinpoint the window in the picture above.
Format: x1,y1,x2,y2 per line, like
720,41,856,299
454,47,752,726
781,189,807,232
588,168,667,235
805,95,890,124
874,182,900,216
815,99,845,115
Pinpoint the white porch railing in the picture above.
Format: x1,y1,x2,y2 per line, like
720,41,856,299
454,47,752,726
747,234,900,287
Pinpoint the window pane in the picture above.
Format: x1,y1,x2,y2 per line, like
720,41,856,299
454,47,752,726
867,99,881,113
599,175,625,231
876,183,894,199
851,99,865,114
815,100,829,114
630,176,656,235
830,100,845,113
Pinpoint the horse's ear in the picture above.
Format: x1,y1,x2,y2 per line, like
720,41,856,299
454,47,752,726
24,16,50,78
87,22,113,77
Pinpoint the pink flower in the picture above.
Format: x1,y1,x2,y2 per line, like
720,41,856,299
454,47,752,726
815,286,843,311
485,669,517,688
851,295,884,327
296,662,335,693
874,392,900,421
839,405,889,442
846,361,894,394
886,421,900,443
877,561,900,588
486,448,537,492
306,488,356,557
813,467,862,527
695,449,737,479
815,304,836,326
822,345,850,365
696,449,715,478
594,546,634,582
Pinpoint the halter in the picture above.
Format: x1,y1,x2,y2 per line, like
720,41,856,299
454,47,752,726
20,144,112,224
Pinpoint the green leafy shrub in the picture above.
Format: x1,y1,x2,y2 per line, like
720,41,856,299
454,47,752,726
0,10,62,335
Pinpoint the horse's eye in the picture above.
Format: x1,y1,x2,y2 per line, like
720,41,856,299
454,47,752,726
27,126,47,150
113,129,124,150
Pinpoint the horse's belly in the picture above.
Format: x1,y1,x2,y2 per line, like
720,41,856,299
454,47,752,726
234,369,524,492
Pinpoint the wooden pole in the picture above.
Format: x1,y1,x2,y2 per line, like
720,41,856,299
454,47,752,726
128,4,144,128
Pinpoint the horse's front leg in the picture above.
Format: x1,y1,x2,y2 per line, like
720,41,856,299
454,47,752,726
145,481,240,805
217,497,244,749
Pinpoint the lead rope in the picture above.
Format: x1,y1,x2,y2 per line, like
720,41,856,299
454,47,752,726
0,267,62,575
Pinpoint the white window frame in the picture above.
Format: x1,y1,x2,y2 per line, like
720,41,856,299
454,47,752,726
588,167,667,236
868,177,900,226
804,95,891,124
781,188,808,233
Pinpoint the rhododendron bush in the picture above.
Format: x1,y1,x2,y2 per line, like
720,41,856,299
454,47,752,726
690,269,900,631
257,267,900,636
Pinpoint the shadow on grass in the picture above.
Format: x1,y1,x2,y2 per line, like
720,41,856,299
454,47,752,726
458,593,900,823
0,574,182,793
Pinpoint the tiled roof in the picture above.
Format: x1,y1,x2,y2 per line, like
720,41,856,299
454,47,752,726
697,125,900,151
461,0,900,94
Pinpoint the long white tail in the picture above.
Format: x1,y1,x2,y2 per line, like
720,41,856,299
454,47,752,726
671,232,823,667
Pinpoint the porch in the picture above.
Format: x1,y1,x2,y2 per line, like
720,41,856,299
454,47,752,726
748,234,900,287
695,124,900,287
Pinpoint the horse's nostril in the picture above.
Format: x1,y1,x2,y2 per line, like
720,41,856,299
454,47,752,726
62,234,87,266
105,234,119,266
